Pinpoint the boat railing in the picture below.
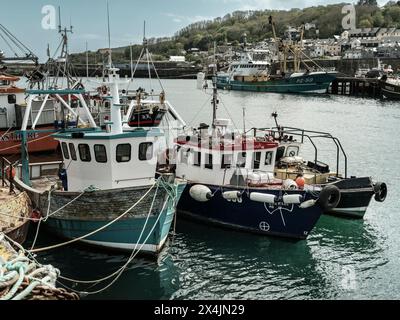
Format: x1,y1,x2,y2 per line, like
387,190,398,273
1,156,15,193
15,161,62,181
249,126,348,179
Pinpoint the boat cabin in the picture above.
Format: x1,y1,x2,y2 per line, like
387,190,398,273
55,128,163,191
175,122,278,186
0,75,25,129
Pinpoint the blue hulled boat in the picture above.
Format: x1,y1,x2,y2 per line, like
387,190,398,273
174,76,340,239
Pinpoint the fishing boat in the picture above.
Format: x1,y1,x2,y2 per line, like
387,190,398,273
173,73,339,239
379,75,400,100
217,18,337,94
254,113,387,218
0,21,90,157
216,51,337,94
0,74,60,156
12,75,186,253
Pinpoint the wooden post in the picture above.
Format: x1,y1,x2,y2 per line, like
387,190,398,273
9,164,14,194
1,157,4,187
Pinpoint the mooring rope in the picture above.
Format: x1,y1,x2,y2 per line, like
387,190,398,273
28,181,157,253
0,233,78,300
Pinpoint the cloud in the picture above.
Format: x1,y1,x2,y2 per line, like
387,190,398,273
220,0,388,10
163,13,214,24
75,33,103,40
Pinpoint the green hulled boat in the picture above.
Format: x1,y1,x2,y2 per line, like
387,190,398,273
217,71,337,94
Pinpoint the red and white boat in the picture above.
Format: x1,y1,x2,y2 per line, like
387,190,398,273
0,74,58,156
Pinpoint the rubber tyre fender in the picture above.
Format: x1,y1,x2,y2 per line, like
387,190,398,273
318,185,341,211
374,182,387,203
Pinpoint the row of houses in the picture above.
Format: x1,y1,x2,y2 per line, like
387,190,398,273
296,27,400,59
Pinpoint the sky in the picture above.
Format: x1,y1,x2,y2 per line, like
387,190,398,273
0,0,389,61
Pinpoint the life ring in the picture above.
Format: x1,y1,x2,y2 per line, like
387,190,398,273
6,167,16,180
318,185,341,211
373,182,387,202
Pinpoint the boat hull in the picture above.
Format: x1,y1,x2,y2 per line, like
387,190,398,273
0,190,32,245
177,183,323,239
0,126,59,156
217,72,337,94
325,177,375,219
381,85,400,100
37,180,186,253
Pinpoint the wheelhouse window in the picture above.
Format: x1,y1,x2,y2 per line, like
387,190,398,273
78,144,91,162
253,152,261,169
7,94,16,104
237,152,247,168
139,142,153,161
286,146,299,157
61,142,70,160
265,151,274,166
193,151,201,167
180,148,189,164
275,146,285,162
221,154,233,169
116,144,131,162
69,143,77,161
94,144,107,163
205,153,213,170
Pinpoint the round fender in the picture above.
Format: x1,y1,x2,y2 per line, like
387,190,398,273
318,185,341,211
373,182,387,203
189,185,213,202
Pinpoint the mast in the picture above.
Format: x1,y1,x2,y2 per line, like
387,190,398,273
212,42,218,129
269,16,283,73
86,41,89,78
57,7,73,88
56,7,74,129
107,0,112,68
130,43,133,79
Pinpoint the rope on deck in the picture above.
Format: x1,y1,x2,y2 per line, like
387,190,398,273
0,233,79,300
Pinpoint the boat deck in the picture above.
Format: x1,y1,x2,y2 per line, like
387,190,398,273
0,186,31,232
30,175,60,193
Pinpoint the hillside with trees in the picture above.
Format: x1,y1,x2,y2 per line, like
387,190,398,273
69,1,400,64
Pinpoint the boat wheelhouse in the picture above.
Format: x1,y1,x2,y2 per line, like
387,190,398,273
13,77,186,253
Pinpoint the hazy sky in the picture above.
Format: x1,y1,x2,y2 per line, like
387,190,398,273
0,0,389,61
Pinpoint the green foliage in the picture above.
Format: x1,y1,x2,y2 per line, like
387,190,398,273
358,0,378,5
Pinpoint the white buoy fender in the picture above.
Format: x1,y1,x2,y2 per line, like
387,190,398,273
189,184,213,202
197,72,205,90
222,191,241,201
282,194,302,204
250,192,276,204
283,179,298,190
299,199,317,209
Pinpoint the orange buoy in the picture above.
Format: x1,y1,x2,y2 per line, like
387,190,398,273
295,176,305,189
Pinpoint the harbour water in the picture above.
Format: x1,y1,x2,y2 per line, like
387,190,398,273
26,79,400,299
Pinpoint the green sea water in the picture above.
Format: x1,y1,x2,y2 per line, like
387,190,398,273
26,79,400,299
